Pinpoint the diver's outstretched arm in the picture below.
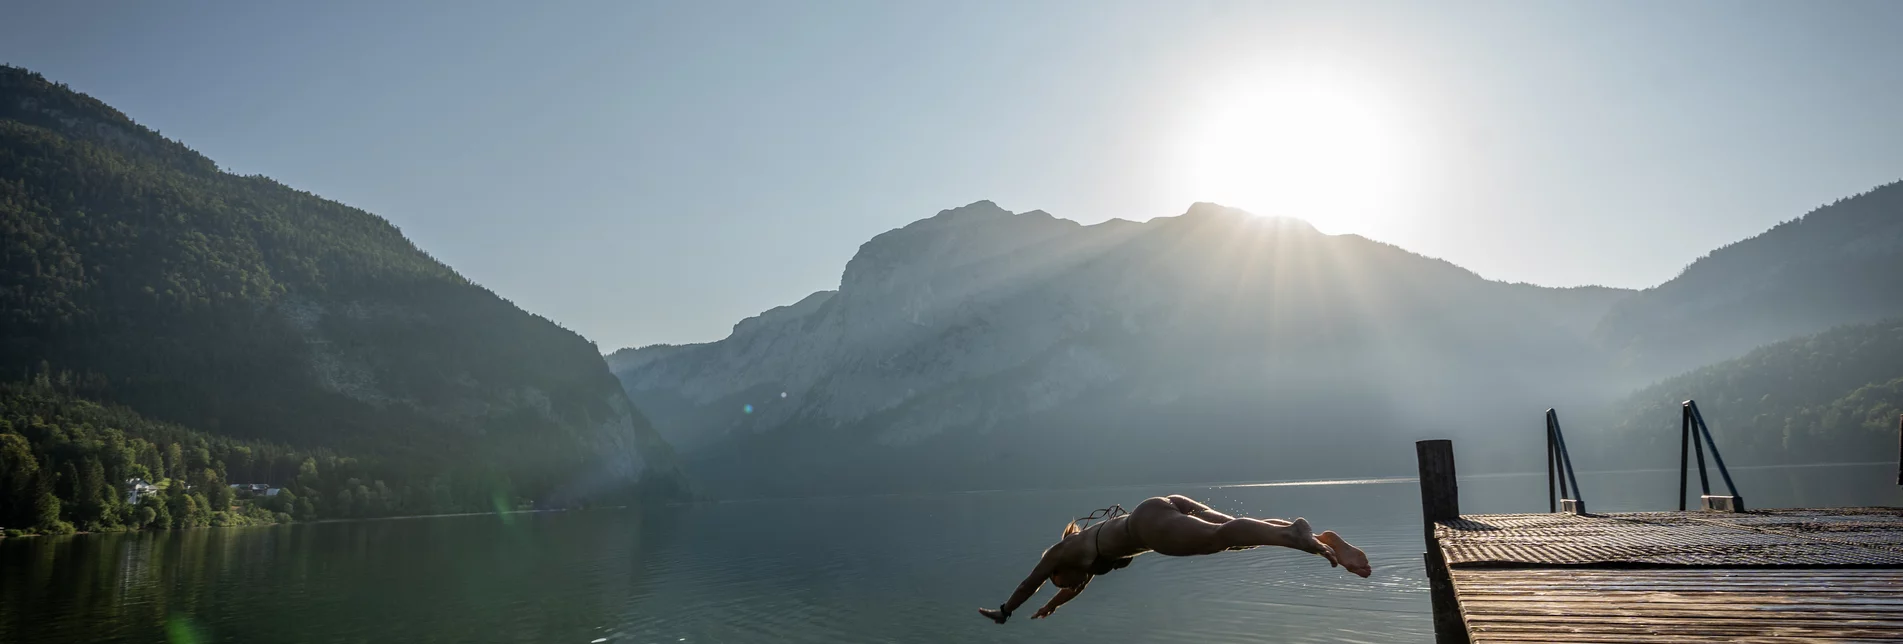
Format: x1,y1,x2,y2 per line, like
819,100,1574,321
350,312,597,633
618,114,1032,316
979,549,1058,624
1032,578,1088,619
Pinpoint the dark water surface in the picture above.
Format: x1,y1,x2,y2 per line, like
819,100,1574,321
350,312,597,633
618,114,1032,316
6,463,1899,644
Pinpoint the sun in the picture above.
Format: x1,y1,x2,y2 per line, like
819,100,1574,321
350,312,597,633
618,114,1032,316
1172,66,1412,235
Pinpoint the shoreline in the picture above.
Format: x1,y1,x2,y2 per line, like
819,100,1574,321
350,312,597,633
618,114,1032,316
0,504,632,540
10,459,1894,539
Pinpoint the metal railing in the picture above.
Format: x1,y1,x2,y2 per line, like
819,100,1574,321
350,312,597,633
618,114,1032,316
1679,400,1744,512
1546,409,1586,514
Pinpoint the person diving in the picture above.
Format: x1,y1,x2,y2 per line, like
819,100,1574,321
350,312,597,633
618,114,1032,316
978,494,1371,623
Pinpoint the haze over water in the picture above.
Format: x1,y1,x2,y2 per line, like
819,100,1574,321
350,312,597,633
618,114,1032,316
5,463,1898,644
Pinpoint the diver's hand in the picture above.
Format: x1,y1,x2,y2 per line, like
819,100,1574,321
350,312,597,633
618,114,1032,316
978,607,1008,624
1032,605,1057,619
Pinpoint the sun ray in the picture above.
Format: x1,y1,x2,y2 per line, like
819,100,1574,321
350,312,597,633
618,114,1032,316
1170,64,1414,236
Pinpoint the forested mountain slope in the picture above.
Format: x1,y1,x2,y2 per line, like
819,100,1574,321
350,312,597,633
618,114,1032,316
1590,319,1903,469
0,66,682,532
1594,182,1903,378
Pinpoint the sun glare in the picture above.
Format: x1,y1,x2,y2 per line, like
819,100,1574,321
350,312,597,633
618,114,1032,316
1172,67,1413,235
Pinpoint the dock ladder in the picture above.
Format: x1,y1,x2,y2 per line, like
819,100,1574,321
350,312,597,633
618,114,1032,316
1680,399,1744,512
1545,408,1586,514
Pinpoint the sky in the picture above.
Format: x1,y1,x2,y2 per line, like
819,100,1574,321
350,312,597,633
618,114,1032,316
5,1,1902,350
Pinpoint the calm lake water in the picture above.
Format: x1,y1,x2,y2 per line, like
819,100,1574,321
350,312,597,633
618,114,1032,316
5,462,1899,644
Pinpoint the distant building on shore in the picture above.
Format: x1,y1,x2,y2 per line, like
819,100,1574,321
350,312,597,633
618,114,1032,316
230,483,270,493
228,483,281,497
125,478,159,504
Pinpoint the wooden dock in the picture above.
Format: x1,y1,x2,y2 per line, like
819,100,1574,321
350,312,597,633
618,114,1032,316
1415,439,1903,643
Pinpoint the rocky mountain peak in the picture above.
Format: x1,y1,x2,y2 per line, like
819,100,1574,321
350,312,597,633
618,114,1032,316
837,201,1079,301
1173,201,1320,235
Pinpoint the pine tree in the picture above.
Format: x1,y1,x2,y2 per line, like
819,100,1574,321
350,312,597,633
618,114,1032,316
32,474,69,533
0,433,38,527
165,444,184,481
75,457,111,530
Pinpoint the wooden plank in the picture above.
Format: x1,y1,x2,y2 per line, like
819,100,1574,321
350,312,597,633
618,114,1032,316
1471,628,1903,639
1471,621,1903,634
1472,634,1903,643
1459,578,1903,586
1460,568,1903,578
1445,539,1903,643
1465,610,1903,623
1436,507,1903,570
1469,624,1903,641
1459,595,1903,609
1454,568,1903,581
1473,635,1902,643
1465,609,1903,621
1459,582,1903,593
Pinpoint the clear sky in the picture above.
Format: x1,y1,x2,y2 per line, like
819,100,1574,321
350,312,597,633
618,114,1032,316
5,1,1901,351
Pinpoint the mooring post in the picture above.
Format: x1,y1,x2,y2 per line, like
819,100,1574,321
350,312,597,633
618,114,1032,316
1417,439,1468,644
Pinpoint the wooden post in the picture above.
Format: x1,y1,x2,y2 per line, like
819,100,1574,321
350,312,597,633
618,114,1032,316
1417,439,1468,644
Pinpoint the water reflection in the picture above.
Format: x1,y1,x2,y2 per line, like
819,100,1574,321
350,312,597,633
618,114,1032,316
2,464,1895,644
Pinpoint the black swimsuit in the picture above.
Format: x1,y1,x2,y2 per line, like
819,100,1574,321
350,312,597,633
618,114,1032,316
1084,516,1139,576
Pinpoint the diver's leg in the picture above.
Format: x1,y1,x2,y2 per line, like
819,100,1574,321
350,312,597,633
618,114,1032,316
1211,517,1331,556
1165,494,1239,523
1140,496,1355,574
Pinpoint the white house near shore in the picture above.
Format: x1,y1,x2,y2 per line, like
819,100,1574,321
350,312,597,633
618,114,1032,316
228,483,281,497
125,478,158,504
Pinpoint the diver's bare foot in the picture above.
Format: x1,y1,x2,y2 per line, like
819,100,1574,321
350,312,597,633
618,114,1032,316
978,607,1007,624
1288,518,1339,567
1318,530,1371,578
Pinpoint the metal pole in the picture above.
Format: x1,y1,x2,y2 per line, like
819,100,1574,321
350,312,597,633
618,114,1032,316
1546,411,1558,513
1553,422,1570,501
1553,417,1584,506
1688,403,1711,496
1679,405,1691,512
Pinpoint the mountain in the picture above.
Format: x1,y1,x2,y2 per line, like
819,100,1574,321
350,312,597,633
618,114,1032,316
0,66,683,530
1593,182,1903,377
610,201,1635,496
1590,319,1903,469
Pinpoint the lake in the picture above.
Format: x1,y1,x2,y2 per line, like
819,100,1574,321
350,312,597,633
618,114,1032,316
5,462,1899,644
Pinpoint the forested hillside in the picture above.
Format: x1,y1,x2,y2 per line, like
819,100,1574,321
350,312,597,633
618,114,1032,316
1594,181,1903,379
1591,319,1903,468
0,377,503,534
0,66,683,533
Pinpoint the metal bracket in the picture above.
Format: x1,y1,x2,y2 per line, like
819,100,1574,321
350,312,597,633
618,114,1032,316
1680,401,1745,512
